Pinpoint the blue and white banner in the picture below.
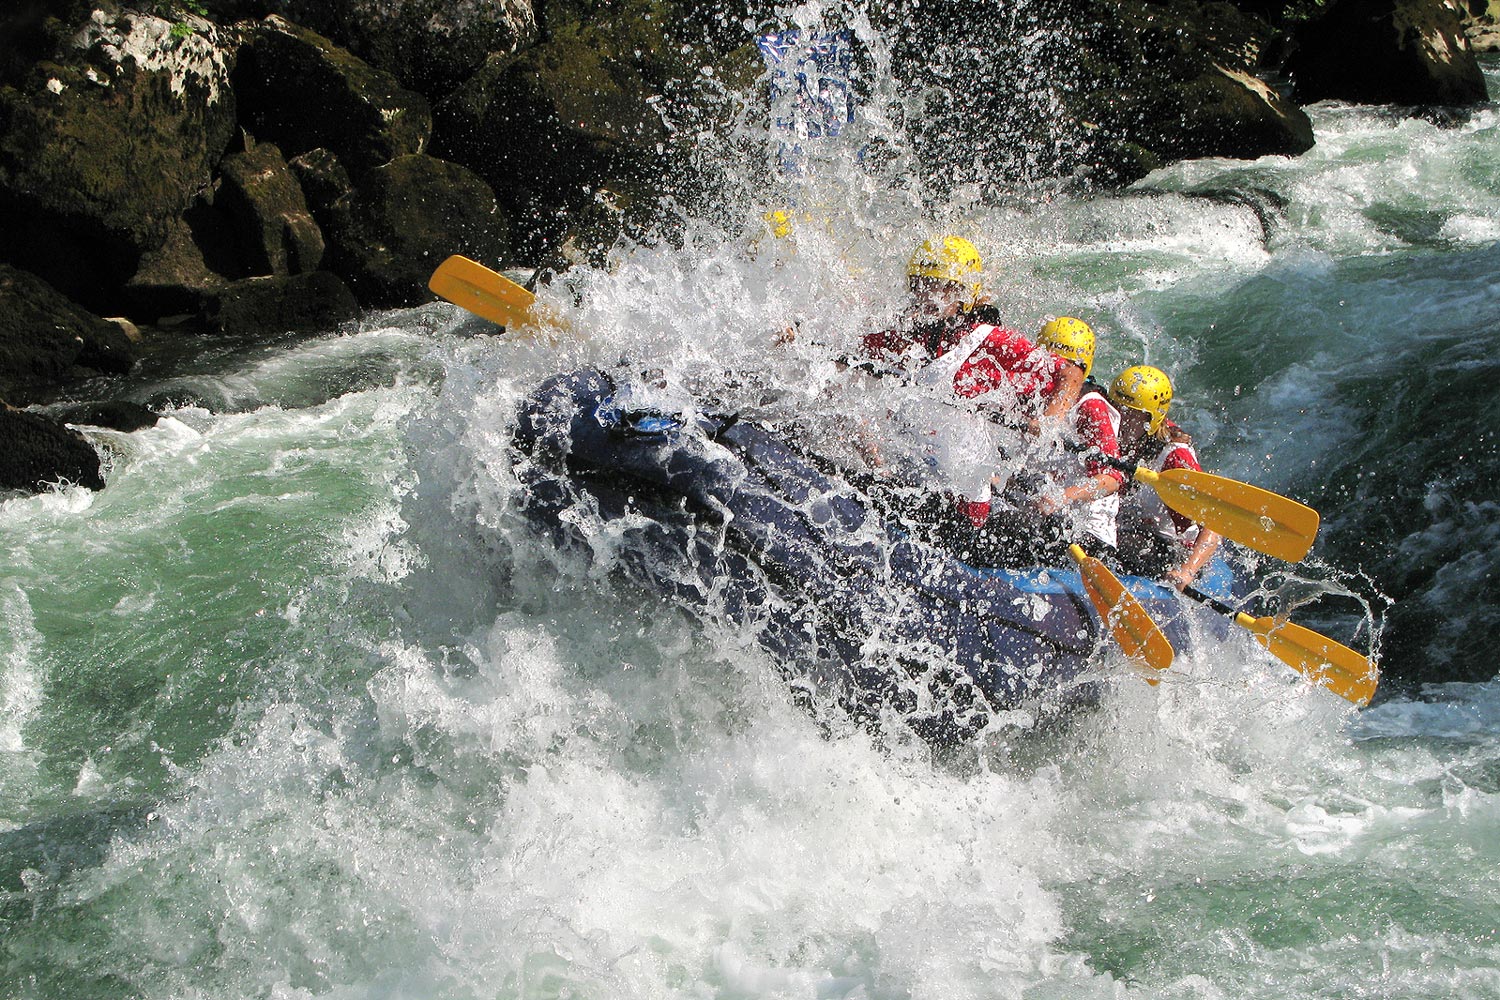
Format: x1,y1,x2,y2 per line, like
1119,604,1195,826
757,29,856,142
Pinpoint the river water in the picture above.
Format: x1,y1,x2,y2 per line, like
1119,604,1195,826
2,43,1498,1000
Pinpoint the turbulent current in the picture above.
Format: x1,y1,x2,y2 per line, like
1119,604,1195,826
3,51,1500,1000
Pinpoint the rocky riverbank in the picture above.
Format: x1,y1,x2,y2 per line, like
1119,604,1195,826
1,0,1491,493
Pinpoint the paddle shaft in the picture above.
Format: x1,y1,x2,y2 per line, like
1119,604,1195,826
1181,584,1248,624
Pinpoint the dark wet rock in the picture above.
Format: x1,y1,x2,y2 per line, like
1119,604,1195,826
233,15,432,179
318,153,513,306
1287,0,1489,106
0,405,105,493
0,264,134,403
53,399,161,432
122,207,236,320
0,1,98,89
266,0,539,98
0,9,239,311
287,146,356,214
1069,0,1314,185
434,0,762,264
216,140,325,276
200,270,360,335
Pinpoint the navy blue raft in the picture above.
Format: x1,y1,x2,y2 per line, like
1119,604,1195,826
511,369,1235,742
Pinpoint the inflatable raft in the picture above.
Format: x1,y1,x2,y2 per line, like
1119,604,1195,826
510,369,1235,741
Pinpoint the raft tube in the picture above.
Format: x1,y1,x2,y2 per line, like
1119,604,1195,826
510,369,1236,742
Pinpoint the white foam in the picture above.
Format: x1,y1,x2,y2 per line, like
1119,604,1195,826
0,584,43,754
1355,681,1500,741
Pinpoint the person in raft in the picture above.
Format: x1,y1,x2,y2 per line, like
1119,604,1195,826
1108,365,1224,589
856,236,1098,531
861,236,1088,427
947,336,1126,566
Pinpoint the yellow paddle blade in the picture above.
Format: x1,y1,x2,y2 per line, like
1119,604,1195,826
427,254,536,328
1239,612,1379,707
1137,467,1319,563
1069,545,1175,676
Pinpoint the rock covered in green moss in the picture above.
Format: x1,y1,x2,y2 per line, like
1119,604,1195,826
216,140,325,276
317,152,513,306
434,0,761,263
0,8,239,308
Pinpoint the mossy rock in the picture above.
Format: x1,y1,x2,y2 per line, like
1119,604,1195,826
434,0,762,260
234,15,431,178
216,141,325,276
123,206,238,320
320,153,513,307
0,9,239,309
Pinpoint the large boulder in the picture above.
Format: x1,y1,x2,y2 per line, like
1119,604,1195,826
233,15,432,178
126,139,327,319
266,0,539,98
0,264,134,403
199,270,360,335
0,406,105,494
215,140,325,276
0,8,239,310
1287,0,1489,106
312,152,514,306
1068,0,1314,184
434,0,761,264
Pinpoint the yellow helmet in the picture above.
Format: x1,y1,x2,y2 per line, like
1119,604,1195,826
763,209,793,240
906,236,983,302
1109,365,1174,434
1037,317,1096,378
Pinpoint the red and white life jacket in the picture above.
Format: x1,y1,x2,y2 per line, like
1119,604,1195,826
1035,385,1121,548
1124,438,1202,547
